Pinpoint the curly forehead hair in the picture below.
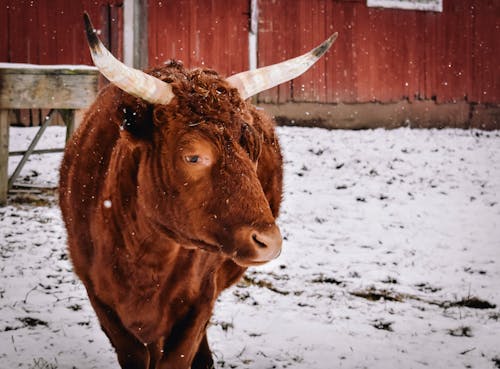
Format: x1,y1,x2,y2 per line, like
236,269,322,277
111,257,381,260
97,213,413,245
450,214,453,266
149,61,249,129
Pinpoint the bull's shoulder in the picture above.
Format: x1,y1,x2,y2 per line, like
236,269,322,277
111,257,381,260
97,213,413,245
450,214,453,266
59,86,124,227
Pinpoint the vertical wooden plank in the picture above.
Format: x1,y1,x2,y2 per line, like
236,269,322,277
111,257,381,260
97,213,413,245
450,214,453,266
72,0,88,65
38,0,87,65
280,0,298,103
0,110,9,205
196,0,212,68
317,0,328,102
355,5,374,102
388,9,404,101
147,0,160,64
256,0,281,103
295,0,313,102
110,2,124,61
471,0,499,103
290,0,308,102
464,0,474,103
306,0,326,102
147,0,156,63
0,0,8,61
339,2,358,103
57,0,73,63
423,11,436,100
82,0,107,64
449,1,468,102
38,0,55,64
326,1,353,103
226,0,250,75
255,0,271,102
415,10,426,100
37,0,52,64
7,0,25,62
59,109,76,142
324,0,335,103
405,10,419,101
434,1,468,103
29,0,40,63
188,0,198,68
148,0,247,74
292,0,330,102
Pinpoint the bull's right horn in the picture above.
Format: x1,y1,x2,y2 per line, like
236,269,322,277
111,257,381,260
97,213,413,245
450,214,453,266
227,32,338,100
83,13,175,105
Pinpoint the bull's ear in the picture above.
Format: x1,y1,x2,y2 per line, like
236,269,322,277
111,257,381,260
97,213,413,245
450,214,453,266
119,103,154,141
240,123,262,162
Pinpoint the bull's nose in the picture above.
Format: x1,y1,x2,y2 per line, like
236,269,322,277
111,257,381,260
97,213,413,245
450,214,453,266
235,225,282,264
252,227,282,254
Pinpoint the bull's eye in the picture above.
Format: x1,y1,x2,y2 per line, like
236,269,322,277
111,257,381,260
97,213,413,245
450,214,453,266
185,155,200,163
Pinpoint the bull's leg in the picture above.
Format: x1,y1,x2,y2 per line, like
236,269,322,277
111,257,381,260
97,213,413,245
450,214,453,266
157,308,213,369
147,338,164,369
191,333,214,369
87,292,150,369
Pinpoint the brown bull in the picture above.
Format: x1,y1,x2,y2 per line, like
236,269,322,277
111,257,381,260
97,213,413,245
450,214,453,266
59,13,336,369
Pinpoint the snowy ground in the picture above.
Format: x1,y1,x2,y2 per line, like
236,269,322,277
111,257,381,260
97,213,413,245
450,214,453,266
1,126,499,369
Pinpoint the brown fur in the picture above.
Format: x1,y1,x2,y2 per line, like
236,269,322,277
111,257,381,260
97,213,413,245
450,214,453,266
59,61,283,369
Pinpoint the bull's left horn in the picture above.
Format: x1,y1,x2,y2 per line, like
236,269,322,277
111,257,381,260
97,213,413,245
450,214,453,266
83,13,174,105
227,32,338,100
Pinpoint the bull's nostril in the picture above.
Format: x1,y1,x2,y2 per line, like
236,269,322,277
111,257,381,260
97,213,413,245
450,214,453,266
252,234,268,248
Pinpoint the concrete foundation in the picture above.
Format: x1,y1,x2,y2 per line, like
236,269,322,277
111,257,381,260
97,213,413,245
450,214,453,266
258,101,500,130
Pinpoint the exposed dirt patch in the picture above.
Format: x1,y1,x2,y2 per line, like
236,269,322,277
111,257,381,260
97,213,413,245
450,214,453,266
311,274,344,286
350,288,403,302
17,316,49,328
239,275,290,296
442,297,496,310
372,319,394,332
8,189,57,207
414,282,442,293
448,326,473,338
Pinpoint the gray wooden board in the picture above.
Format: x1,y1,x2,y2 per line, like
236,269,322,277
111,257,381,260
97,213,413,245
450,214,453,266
0,64,99,109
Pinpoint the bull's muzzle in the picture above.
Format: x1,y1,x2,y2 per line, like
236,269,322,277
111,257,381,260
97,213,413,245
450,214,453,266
234,224,283,265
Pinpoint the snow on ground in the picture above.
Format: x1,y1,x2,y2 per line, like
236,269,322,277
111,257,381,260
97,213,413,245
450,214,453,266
1,126,499,369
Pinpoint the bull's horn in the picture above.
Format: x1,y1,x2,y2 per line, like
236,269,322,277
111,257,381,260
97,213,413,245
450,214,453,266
227,32,338,100
83,13,174,105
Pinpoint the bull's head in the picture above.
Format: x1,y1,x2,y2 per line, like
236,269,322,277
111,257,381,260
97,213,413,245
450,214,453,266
83,14,336,267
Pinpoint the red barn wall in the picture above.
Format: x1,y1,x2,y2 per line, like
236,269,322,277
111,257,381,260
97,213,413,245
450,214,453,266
2,0,498,105
1,0,499,128
148,0,249,77
257,0,499,105
0,0,123,65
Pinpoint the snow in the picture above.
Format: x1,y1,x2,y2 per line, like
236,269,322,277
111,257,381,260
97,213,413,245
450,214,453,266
0,62,97,71
1,126,499,369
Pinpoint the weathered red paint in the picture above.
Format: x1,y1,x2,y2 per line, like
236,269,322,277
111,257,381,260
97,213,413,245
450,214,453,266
1,1,498,104
257,0,499,104
148,0,249,77
0,0,122,64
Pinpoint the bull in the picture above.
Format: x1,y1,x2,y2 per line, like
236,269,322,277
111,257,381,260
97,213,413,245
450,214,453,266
59,13,336,369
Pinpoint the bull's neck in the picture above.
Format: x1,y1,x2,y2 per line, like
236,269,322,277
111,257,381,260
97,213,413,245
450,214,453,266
100,142,174,257
99,140,246,292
